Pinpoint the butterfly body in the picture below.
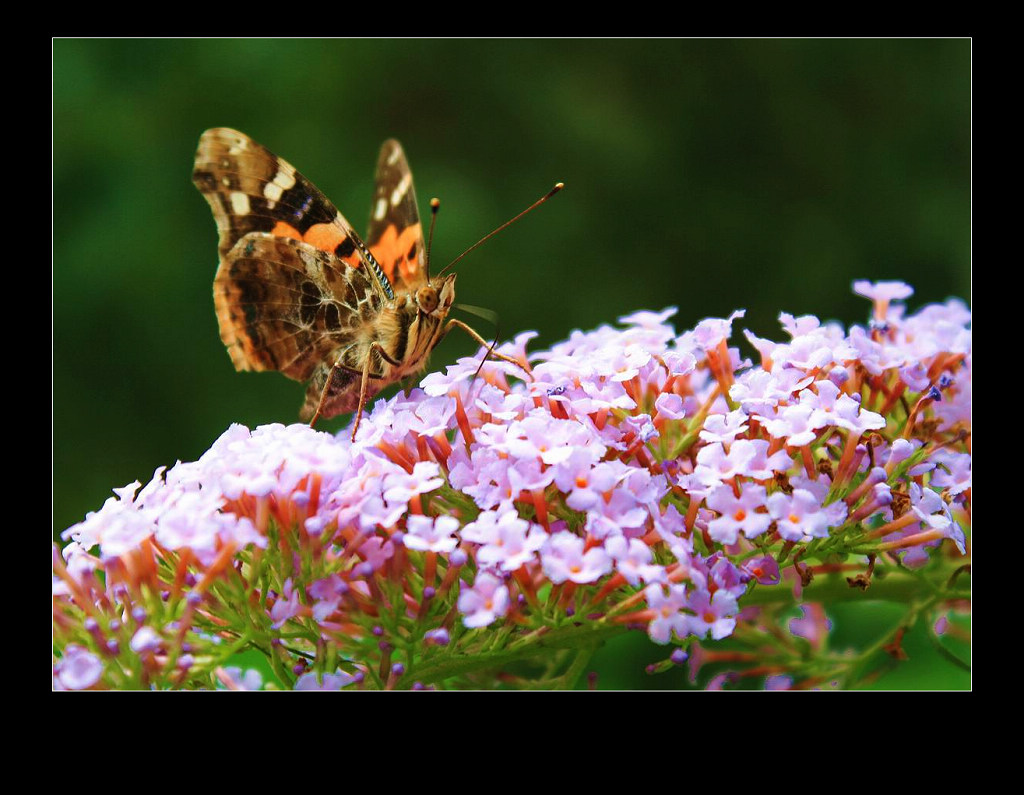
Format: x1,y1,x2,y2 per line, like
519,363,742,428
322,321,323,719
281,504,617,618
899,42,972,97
193,128,463,432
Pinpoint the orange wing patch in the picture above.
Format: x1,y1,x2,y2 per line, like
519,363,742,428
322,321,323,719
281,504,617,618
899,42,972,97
369,222,424,285
271,220,362,268
271,221,302,241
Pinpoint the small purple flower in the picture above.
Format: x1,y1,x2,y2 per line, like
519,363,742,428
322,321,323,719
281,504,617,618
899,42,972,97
682,310,746,354
382,461,444,504
421,354,497,397
294,670,359,690
308,574,348,601
705,484,772,543
778,312,823,338
540,531,612,585
558,459,623,513
695,439,791,487
686,588,739,640
699,409,749,445
654,391,687,422
742,555,781,585
402,514,460,554
619,306,678,328
474,383,527,422
789,604,833,649
853,279,914,304
758,403,819,447
605,535,666,586
931,451,971,496
222,666,264,691
463,508,546,572
424,628,450,646
644,583,689,644
408,394,458,436
129,626,163,654
55,645,104,690
358,537,395,572
458,572,510,628
768,488,847,542
269,578,303,629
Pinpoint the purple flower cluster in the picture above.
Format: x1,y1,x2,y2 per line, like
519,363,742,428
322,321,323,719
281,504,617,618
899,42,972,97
53,280,970,690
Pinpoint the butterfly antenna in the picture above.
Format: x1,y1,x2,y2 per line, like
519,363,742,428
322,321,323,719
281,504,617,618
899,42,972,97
436,182,564,279
425,197,440,282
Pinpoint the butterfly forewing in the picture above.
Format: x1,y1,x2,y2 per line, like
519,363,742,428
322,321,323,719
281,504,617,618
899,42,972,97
365,139,427,294
193,128,366,268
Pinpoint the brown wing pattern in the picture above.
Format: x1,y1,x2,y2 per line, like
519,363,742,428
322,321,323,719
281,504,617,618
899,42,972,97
194,129,434,428
214,233,382,381
193,127,367,269
365,139,427,294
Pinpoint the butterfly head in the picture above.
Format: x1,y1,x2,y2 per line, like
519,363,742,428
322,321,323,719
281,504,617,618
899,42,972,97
416,273,456,318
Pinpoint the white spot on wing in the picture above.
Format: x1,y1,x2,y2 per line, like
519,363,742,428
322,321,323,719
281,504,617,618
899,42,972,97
273,169,296,190
391,173,412,207
264,182,283,207
262,170,294,210
387,147,401,165
374,197,388,221
230,191,251,215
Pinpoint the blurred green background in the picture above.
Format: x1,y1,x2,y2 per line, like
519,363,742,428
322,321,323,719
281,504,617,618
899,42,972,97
53,39,971,688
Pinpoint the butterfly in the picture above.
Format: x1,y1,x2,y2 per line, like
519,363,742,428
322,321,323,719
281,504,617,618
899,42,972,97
192,128,553,439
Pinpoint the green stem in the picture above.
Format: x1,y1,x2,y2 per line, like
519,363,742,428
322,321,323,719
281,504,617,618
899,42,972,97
741,564,969,608
562,645,599,690
402,622,629,688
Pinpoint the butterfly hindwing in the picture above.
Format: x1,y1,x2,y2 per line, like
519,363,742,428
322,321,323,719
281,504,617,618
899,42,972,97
366,139,427,294
213,232,381,382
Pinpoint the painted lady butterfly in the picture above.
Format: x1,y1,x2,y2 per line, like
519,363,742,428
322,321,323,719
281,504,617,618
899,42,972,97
192,128,555,438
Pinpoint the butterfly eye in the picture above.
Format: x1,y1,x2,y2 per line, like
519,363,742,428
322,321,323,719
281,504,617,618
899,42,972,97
417,286,439,314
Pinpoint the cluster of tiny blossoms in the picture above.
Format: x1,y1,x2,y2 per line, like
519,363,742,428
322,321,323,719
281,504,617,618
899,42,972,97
53,281,971,690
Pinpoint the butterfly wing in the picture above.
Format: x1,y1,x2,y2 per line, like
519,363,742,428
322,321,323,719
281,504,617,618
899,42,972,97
212,233,381,382
193,128,371,267
365,139,427,294
193,128,399,376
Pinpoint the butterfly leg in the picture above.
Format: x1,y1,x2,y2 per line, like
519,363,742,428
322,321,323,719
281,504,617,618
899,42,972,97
349,343,405,441
443,318,531,374
307,351,389,431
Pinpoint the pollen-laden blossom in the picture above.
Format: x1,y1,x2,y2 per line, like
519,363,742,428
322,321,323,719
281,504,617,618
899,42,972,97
605,535,666,586
695,439,791,487
686,588,740,641
458,572,510,628
645,583,690,644
54,279,970,690
541,531,613,584
402,514,461,554
461,508,546,572
768,488,848,542
705,484,772,544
